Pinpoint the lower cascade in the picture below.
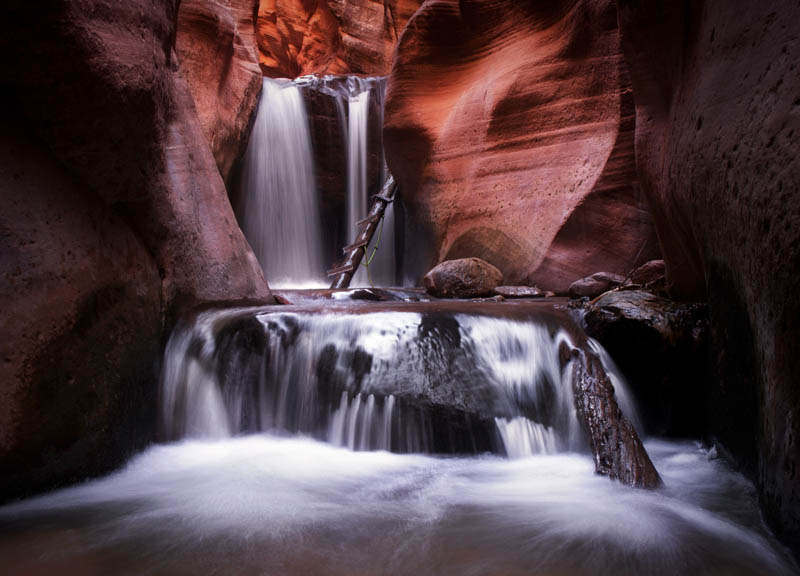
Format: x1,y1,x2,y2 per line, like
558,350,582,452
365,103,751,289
160,306,590,457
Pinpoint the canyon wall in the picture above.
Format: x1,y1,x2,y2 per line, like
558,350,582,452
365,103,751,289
0,0,270,500
383,0,660,290
617,0,800,552
257,0,422,77
176,0,263,182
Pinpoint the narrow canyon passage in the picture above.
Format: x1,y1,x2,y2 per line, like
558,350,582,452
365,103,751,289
1,0,798,573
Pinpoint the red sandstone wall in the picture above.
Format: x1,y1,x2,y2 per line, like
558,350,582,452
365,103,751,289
257,0,422,77
383,0,659,289
176,0,264,181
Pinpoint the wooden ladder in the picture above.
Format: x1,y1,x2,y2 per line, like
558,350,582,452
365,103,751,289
328,175,397,289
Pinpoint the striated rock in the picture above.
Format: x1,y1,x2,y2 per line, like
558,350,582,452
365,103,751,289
176,0,263,181
256,0,423,77
583,290,708,436
618,0,800,553
572,348,661,489
384,0,660,290
569,272,626,299
494,286,545,298
423,258,503,299
0,0,271,500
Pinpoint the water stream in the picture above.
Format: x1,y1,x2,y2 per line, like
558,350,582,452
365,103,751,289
240,76,396,288
0,300,796,574
237,78,325,287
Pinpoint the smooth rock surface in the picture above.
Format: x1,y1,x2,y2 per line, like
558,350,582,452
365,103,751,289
257,0,423,77
176,0,263,181
569,272,626,299
384,0,660,289
0,0,271,500
618,0,800,553
423,258,503,299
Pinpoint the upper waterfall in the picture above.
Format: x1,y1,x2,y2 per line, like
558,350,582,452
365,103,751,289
237,78,325,287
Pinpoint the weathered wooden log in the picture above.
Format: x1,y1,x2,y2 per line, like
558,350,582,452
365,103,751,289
328,175,397,289
571,347,662,488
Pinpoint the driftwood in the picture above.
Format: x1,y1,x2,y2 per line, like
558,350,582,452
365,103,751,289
328,175,397,289
572,347,662,488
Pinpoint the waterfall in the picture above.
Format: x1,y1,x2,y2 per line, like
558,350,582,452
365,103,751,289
296,75,397,286
237,78,324,287
346,89,369,250
160,306,643,458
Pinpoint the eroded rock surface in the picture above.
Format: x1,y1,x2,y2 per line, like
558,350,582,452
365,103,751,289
384,0,659,289
618,0,800,552
257,0,423,77
568,272,626,299
176,0,263,181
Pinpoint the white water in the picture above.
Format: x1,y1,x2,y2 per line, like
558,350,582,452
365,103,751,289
237,78,325,287
0,436,795,575
160,307,640,458
298,75,396,286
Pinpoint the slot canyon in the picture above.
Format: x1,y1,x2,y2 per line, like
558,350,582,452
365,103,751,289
0,0,798,573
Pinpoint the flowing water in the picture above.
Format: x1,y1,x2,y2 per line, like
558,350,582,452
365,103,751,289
237,78,325,287
0,301,796,575
296,75,397,287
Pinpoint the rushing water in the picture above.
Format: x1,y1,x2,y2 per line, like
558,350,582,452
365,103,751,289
0,436,795,575
296,75,397,287
160,304,588,456
0,301,796,575
237,78,325,287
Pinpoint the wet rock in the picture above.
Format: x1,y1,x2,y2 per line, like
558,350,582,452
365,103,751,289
423,258,503,299
494,286,545,299
568,272,627,299
583,290,708,437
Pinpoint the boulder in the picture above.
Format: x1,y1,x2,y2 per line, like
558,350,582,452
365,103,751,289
629,259,666,293
176,0,263,181
618,0,800,553
568,272,627,299
384,0,660,290
423,258,503,298
256,0,423,77
583,290,708,437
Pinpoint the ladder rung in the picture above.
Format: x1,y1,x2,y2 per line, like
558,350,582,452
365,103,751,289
343,238,370,253
356,213,382,226
373,193,394,203
327,263,355,277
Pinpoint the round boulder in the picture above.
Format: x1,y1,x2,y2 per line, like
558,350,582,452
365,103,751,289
423,258,503,299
